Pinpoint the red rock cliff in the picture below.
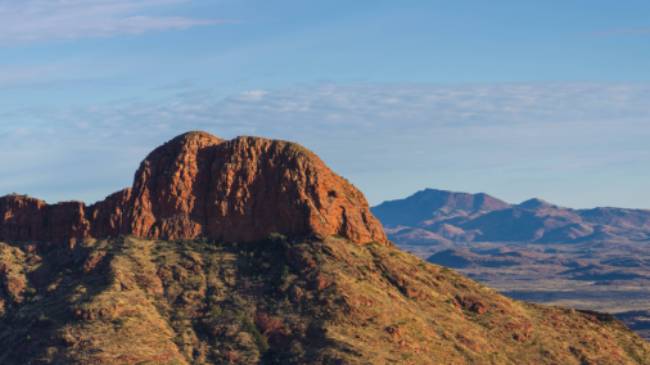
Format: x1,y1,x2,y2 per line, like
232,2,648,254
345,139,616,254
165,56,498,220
0,131,387,245
0,196,90,248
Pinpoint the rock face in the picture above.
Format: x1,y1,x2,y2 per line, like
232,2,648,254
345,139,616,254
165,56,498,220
0,131,387,245
203,136,386,243
126,132,224,240
0,196,90,248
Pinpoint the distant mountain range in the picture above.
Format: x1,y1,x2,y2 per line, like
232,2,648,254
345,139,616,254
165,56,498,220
373,188,650,340
372,188,650,246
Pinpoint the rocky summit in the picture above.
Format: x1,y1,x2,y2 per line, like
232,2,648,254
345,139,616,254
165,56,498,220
0,133,649,364
0,131,387,246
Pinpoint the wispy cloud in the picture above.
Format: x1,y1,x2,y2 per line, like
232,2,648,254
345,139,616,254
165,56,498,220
106,82,650,143
0,0,224,44
5,82,650,159
2,82,650,206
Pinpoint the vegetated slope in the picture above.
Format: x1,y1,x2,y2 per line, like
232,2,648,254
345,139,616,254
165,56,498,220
1,235,649,365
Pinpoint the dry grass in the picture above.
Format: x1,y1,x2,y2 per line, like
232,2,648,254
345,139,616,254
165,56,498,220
0,236,648,364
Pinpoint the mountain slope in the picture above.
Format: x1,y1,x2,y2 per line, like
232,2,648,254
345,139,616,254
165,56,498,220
1,235,649,364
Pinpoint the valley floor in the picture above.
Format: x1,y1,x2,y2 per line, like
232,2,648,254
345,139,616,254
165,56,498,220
403,241,650,340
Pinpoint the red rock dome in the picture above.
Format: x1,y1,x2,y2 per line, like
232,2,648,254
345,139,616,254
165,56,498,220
0,131,387,245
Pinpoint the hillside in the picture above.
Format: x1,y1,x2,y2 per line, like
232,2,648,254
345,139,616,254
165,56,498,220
1,235,649,364
1,132,649,364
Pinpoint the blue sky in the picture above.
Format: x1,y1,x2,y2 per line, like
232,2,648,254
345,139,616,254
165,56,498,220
1,0,649,208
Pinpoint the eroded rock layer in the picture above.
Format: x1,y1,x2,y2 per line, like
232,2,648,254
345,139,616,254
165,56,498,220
0,131,387,245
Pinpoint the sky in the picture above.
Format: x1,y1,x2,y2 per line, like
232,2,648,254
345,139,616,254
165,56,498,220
1,0,649,208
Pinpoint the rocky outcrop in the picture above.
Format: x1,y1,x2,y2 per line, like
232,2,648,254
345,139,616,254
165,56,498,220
88,188,132,238
0,131,387,246
126,132,223,240
205,136,385,243
0,196,90,248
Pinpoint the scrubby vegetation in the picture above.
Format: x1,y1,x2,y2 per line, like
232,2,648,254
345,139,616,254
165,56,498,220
0,235,649,364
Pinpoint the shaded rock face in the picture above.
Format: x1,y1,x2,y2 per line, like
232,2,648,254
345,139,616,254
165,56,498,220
0,197,90,248
127,132,224,240
0,131,387,245
89,188,132,238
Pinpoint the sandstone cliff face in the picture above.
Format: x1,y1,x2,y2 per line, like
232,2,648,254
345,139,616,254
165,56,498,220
0,196,90,248
203,136,386,243
127,132,224,240
88,188,132,238
0,196,47,244
0,131,387,245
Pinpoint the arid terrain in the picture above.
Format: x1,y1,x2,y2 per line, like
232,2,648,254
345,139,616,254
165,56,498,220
4,234,650,364
1,132,649,364
374,188,650,339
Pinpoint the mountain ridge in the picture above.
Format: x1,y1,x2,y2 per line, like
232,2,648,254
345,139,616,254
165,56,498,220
373,188,650,245
0,131,387,246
